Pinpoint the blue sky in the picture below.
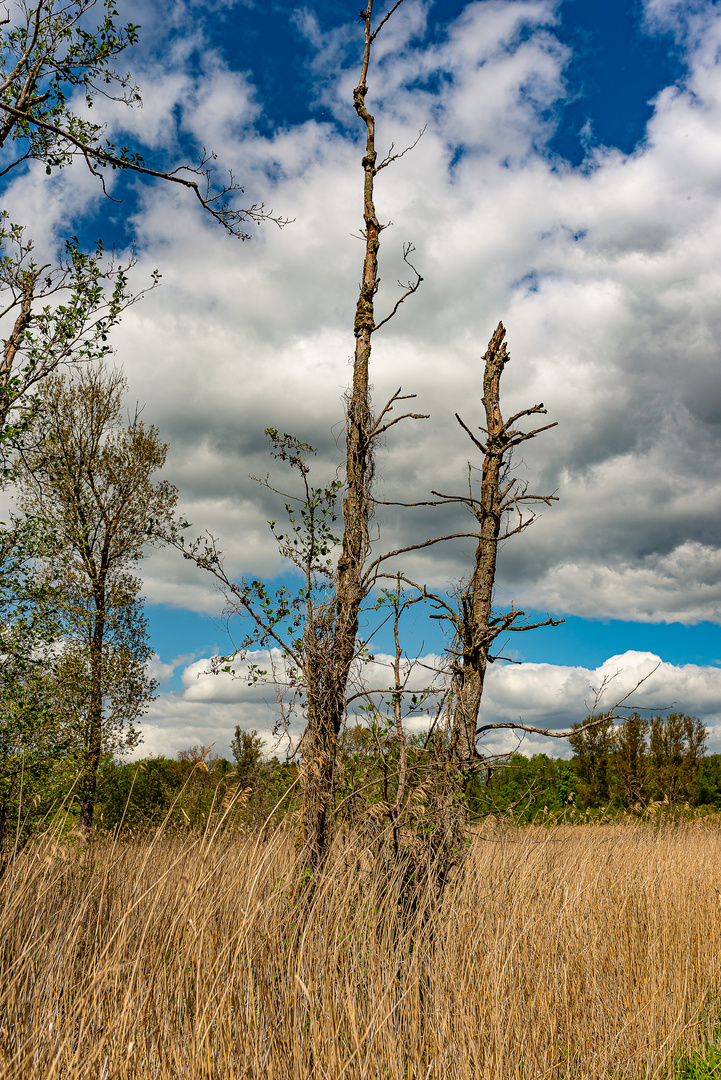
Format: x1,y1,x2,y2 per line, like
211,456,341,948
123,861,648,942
6,0,721,757
146,602,721,695
210,0,685,161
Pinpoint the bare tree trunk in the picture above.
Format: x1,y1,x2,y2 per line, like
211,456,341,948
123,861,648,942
79,584,105,832
298,1,388,871
390,580,408,860
451,324,509,770
432,323,558,875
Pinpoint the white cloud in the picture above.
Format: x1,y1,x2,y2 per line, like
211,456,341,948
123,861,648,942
7,0,721,632
131,647,721,761
146,651,195,689
512,542,721,623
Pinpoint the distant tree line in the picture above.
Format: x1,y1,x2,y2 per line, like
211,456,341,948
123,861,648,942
95,728,299,834
3,705,717,855
469,712,717,819
93,712,721,838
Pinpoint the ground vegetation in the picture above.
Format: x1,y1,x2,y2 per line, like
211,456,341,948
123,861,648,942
1,821,721,1078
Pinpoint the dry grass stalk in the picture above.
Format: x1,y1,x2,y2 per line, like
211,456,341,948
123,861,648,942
1,822,720,1078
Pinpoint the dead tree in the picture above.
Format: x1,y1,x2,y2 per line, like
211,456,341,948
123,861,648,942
400,324,661,874
168,0,429,873
373,323,561,871
297,0,432,870
447,323,560,774
167,16,652,881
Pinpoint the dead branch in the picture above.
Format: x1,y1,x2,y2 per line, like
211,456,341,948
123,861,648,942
368,386,429,440
373,243,424,332
375,126,426,173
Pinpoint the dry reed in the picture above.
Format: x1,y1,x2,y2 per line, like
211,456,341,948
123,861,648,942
1,820,720,1079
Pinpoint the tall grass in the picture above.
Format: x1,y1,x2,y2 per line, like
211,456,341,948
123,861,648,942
2,821,721,1078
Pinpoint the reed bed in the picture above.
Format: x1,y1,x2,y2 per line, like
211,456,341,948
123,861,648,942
1,820,720,1079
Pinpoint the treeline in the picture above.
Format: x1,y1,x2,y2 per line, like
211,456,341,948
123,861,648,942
95,731,298,833
91,712,720,837
8,709,714,851
473,712,715,818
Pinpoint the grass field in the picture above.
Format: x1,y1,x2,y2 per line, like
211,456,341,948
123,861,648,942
2,820,721,1078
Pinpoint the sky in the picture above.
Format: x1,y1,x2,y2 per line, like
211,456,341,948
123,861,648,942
4,0,721,760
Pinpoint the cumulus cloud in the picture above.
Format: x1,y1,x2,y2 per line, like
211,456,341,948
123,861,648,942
6,0,721,630
146,652,196,690
479,648,721,756
132,647,721,761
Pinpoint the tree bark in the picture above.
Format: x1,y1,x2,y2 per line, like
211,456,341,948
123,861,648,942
298,1,384,870
79,580,106,832
451,323,509,771
428,323,558,880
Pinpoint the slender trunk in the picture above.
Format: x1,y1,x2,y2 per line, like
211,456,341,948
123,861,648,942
298,2,382,869
390,581,408,858
79,583,105,832
451,323,509,770
0,274,35,432
430,325,511,877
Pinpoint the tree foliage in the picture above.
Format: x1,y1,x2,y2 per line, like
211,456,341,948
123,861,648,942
0,515,69,862
649,713,707,805
0,0,282,236
615,712,649,805
15,363,177,828
0,216,156,460
568,714,616,808
96,736,298,833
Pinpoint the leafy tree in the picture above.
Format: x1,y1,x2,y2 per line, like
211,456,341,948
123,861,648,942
15,363,177,829
229,727,299,824
0,516,70,863
695,755,721,808
0,217,155,459
97,744,297,833
230,727,266,788
0,0,140,178
649,713,707,804
567,715,616,808
97,750,224,832
471,754,577,820
96,754,178,831
614,712,649,805
50,575,151,764
171,746,237,829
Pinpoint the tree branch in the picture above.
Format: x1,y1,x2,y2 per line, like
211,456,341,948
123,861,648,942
369,0,407,42
500,402,548,434
373,242,423,332
455,412,487,453
0,101,289,238
507,420,559,446
375,126,426,173
363,532,481,583
368,386,429,440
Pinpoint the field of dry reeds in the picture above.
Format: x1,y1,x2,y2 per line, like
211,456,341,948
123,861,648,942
2,820,721,1079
